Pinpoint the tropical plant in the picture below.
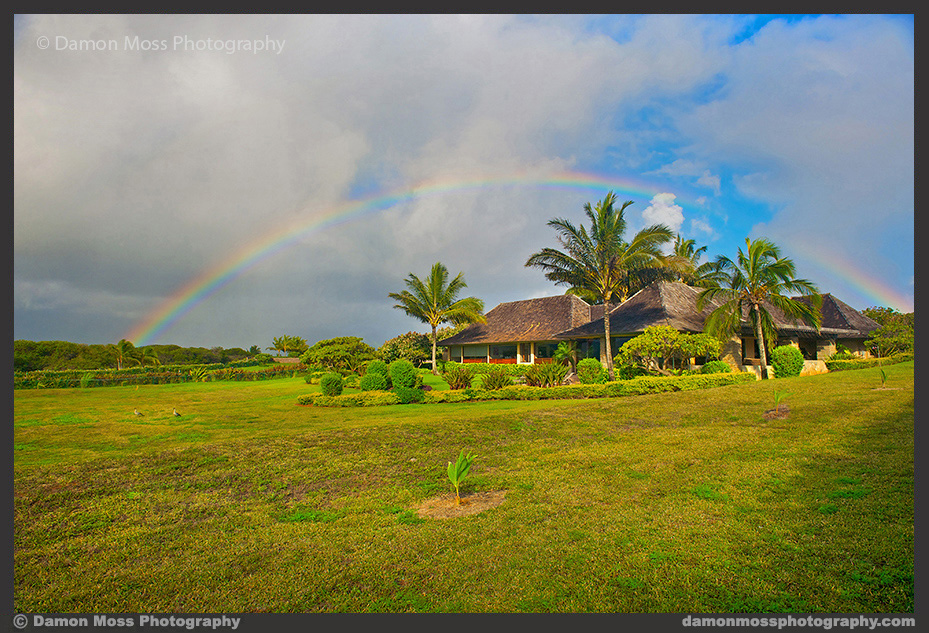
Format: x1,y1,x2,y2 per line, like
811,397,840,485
553,341,578,373
359,372,388,392
699,360,732,375
389,262,486,375
525,191,674,380
378,331,432,366
770,345,804,378
111,338,136,371
188,367,210,382
138,346,161,369
388,359,419,389
616,326,720,375
697,237,822,379
666,234,728,288
442,364,474,390
268,335,308,357
522,362,569,387
480,365,512,390
447,450,476,505
862,307,913,356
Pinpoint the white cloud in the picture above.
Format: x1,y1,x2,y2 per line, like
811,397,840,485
641,193,684,233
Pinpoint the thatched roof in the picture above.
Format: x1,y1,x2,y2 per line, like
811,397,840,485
438,294,593,345
440,281,880,346
557,281,723,339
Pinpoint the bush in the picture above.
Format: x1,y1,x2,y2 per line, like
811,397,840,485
359,372,389,392
393,386,425,404
770,345,804,378
480,365,513,390
699,360,732,375
443,364,474,390
576,358,605,384
523,362,568,387
389,359,419,389
320,372,344,396
365,359,389,377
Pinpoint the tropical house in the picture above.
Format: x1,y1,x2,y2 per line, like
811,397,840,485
438,280,879,375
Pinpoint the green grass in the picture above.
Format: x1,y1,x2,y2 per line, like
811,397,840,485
13,362,914,613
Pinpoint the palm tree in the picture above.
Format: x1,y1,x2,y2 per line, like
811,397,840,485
666,234,728,288
112,338,135,370
139,346,161,369
389,262,486,375
525,191,674,380
696,237,822,379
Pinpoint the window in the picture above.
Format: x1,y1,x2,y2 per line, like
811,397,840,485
577,339,600,360
463,345,487,359
535,342,558,358
490,344,517,359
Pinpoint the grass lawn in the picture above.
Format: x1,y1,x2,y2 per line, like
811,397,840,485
13,362,914,613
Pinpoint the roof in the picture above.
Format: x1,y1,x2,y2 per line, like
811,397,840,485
438,294,593,345
557,281,723,339
760,293,880,339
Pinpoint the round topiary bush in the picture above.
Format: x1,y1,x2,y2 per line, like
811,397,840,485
770,345,804,378
388,359,418,389
699,360,732,375
393,385,425,404
577,358,605,384
365,359,389,377
320,372,344,396
359,372,388,392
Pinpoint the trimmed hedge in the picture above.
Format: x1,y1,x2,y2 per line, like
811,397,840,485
824,353,913,372
444,361,528,376
300,371,756,407
14,362,302,389
298,391,402,407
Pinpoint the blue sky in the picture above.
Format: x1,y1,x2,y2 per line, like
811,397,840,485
13,14,914,349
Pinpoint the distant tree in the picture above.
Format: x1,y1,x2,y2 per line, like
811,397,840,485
268,335,308,357
525,191,674,380
862,306,913,356
112,339,136,370
300,337,378,374
389,262,486,375
139,347,162,369
378,331,431,366
697,237,821,379
248,345,262,356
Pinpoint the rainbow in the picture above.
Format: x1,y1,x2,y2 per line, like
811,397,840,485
124,170,680,345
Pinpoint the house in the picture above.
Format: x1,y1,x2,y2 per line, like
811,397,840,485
438,280,880,375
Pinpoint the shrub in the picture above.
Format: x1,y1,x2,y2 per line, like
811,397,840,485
523,362,568,387
576,358,605,384
480,365,513,390
359,372,388,392
320,372,344,396
342,374,360,389
365,359,389,377
443,364,474,390
699,360,732,375
389,359,419,389
393,385,425,404
770,345,804,378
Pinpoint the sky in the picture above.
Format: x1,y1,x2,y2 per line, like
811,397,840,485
13,14,914,350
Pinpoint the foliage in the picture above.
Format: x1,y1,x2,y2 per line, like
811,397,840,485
443,361,525,376
253,352,275,364
522,362,569,387
389,262,486,375
393,386,425,404
320,372,344,397
300,337,378,374
526,192,675,380
770,345,804,378
442,364,474,390
616,326,721,374
365,359,390,376
447,450,476,505
576,358,606,384
188,367,210,382
698,237,821,379
388,359,419,389
553,341,578,372
825,352,912,372
378,331,431,367
299,391,402,407
862,307,914,357
268,335,308,357
699,360,733,375
359,372,389,392
480,365,513,390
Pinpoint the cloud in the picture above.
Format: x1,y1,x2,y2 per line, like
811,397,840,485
641,193,684,233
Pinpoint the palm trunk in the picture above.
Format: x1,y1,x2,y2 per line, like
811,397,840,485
431,324,438,376
603,299,614,381
753,306,769,379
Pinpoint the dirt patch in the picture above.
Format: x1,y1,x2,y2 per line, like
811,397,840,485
416,490,507,519
761,405,790,421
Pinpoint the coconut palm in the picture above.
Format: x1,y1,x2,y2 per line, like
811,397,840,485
665,234,729,288
138,346,161,369
696,237,822,379
112,338,135,370
389,262,486,375
525,191,674,380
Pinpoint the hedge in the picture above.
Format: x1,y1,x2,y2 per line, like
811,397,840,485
14,362,303,389
824,353,913,372
299,372,756,407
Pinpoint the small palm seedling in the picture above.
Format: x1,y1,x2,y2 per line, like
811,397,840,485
880,369,887,388
447,450,476,505
774,390,789,412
